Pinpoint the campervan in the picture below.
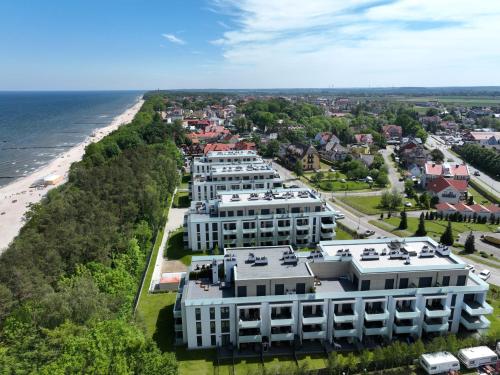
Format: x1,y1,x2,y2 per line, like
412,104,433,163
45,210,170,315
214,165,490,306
419,352,460,375
458,346,498,369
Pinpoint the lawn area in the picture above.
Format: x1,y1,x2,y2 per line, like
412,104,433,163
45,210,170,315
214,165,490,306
341,195,418,215
468,185,493,205
375,217,498,240
173,191,190,208
461,253,500,270
319,179,372,192
179,173,190,189
335,227,354,240
165,228,210,266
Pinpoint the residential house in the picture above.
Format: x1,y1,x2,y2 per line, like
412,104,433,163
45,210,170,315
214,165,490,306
321,142,349,162
354,134,374,145
382,125,403,141
435,203,500,220
427,176,468,204
463,131,500,150
279,144,320,171
315,132,340,148
421,162,470,187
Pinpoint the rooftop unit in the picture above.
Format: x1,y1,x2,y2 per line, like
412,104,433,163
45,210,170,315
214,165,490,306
419,245,435,258
336,249,352,260
436,244,450,256
361,248,379,261
282,250,298,265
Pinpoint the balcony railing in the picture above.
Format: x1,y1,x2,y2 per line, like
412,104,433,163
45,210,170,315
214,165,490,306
302,314,327,325
463,301,493,316
364,326,388,336
333,311,357,323
460,315,490,330
239,319,261,329
364,309,390,321
321,222,335,230
259,226,274,232
425,306,451,318
393,324,419,334
333,328,358,338
395,308,421,320
423,321,449,332
271,332,295,341
271,315,294,326
302,331,326,340
320,231,335,239
238,334,262,344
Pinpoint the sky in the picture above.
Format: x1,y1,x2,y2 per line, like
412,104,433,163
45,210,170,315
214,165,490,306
1,0,500,90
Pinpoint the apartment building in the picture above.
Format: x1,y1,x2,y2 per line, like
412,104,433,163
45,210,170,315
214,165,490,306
183,188,336,251
173,237,492,350
189,149,282,201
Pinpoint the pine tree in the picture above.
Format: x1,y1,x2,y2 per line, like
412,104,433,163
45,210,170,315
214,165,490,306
399,211,408,230
415,212,427,236
440,220,454,246
464,231,475,254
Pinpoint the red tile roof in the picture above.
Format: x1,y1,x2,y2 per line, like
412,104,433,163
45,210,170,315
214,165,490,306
424,162,469,177
427,176,468,193
435,202,456,211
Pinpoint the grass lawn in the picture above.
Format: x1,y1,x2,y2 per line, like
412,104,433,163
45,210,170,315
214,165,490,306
341,195,419,215
179,173,190,189
468,186,493,205
173,191,190,208
318,179,373,192
335,227,354,240
377,217,498,240
165,228,210,266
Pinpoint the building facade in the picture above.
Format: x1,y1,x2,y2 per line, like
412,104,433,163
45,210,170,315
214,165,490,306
174,238,492,350
183,188,336,251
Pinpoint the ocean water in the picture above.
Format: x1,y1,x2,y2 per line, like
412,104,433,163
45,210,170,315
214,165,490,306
0,91,143,187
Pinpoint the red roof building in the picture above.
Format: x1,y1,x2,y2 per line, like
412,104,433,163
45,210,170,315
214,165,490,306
427,176,468,204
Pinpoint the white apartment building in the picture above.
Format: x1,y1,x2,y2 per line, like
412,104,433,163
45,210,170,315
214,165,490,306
183,188,336,251
190,150,282,201
173,237,492,351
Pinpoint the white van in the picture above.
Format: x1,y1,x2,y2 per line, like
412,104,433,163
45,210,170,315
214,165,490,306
420,352,460,375
458,346,498,369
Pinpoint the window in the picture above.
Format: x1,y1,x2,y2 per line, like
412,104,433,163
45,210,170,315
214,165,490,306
261,209,270,215
237,210,244,216
197,336,202,347
221,320,230,333
418,277,432,288
384,279,394,290
451,294,457,307
361,280,371,291
210,321,216,334
442,276,450,287
275,284,284,295
222,334,230,345
221,307,229,319
399,278,409,289
237,286,247,297
211,335,216,346
195,308,201,321
296,283,306,294
210,307,215,320
196,322,202,335
457,275,466,286
257,285,266,296
248,209,255,216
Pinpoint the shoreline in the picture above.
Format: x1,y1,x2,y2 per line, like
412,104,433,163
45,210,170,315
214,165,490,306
0,97,145,253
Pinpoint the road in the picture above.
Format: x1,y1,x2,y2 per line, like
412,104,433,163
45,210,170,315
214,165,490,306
380,146,405,192
426,135,500,197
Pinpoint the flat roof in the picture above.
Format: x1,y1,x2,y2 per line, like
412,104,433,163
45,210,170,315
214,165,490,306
218,188,324,207
319,238,465,272
206,150,258,157
228,246,313,281
458,346,497,360
421,352,459,366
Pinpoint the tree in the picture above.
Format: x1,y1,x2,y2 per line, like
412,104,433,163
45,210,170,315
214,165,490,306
464,231,475,253
415,212,427,236
404,179,416,198
467,194,474,205
399,211,408,230
375,172,389,187
294,161,304,176
440,220,454,246
380,188,402,212
430,149,445,163
419,192,431,209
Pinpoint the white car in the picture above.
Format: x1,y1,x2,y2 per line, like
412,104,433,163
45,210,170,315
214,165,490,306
335,213,345,220
465,264,475,273
478,269,491,281
404,202,412,207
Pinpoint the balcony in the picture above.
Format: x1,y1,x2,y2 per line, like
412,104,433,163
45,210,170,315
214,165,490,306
277,224,292,230
238,334,262,344
333,328,358,338
277,235,291,241
460,315,490,330
271,316,294,327
271,332,295,341
242,227,256,233
321,222,335,230
364,326,388,336
223,228,238,235
423,321,449,332
302,331,326,340
296,223,309,230
333,311,357,323
259,226,274,233
302,310,327,325
364,309,390,321
321,232,335,239
395,307,421,320
425,305,451,318
393,324,419,334
239,319,261,329
463,301,493,316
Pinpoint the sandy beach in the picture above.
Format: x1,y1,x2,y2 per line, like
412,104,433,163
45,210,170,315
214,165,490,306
0,98,145,253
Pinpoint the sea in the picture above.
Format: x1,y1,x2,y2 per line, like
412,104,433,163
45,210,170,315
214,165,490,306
0,91,143,188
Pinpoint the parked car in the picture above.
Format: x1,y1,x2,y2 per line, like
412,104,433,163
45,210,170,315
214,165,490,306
340,178,346,183
335,213,345,220
404,202,412,207
465,264,475,273
478,269,491,281
474,171,481,176
364,230,375,236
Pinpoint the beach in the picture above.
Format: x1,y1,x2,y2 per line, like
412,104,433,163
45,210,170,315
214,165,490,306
0,98,144,253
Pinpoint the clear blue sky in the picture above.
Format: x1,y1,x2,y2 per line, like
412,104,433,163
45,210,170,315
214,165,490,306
1,0,499,89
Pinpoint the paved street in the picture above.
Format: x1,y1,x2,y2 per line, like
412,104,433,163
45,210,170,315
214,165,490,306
380,146,405,191
426,135,500,197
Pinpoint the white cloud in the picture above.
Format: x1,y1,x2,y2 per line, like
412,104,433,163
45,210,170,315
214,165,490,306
206,0,500,87
162,33,186,45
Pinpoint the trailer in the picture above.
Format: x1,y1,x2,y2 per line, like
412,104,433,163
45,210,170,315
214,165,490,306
419,352,460,375
458,346,498,369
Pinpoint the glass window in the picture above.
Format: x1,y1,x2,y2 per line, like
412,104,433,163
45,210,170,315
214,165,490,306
221,307,229,319
275,284,284,295
257,285,266,296
457,275,466,286
361,280,371,291
221,320,230,333
222,334,230,345
384,279,394,290
195,308,201,321
210,321,216,334
196,322,202,335
211,335,216,346
210,307,215,320
197,336,202,347
237,286,247,297
296,283,306,294
418,277,432,288
399,278,409,289
442,276,450,287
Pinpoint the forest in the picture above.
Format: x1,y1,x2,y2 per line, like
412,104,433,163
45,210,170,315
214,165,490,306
453,143,500,181
0,94,180,373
